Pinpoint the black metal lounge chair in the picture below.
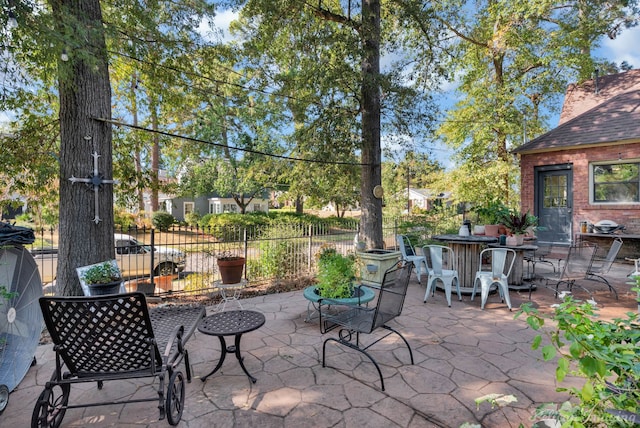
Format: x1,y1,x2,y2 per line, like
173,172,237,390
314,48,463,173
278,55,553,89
320,261,413,391
32,292,205,427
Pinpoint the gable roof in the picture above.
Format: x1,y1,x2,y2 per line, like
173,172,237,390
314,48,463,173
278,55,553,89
559,69,640,124
513,88,640,155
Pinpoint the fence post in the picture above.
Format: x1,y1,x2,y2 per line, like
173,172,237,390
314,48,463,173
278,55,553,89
394,218,398,250
149,228,155,287
243,227,248,280
307,224,313,272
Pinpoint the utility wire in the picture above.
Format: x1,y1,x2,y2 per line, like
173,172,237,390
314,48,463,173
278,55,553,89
93,117,370,166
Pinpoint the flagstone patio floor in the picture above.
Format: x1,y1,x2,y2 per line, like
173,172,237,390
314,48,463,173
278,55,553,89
3,260,638,427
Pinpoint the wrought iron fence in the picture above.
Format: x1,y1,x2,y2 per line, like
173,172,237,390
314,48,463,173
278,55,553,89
29,218,418,297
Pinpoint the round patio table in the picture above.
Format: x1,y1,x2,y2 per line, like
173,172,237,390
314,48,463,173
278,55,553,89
303,285,376,322
198,310,265,383
431,234,498,294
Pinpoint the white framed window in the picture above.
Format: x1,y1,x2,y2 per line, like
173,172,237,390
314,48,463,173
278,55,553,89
253,203,261,212
590,160,640,203
184,202,195,217
222,203,238,213
209,202,222,214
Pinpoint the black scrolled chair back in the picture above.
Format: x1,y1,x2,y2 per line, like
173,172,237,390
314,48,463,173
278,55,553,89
33,292,205,427
41,294,160,376
321,261,414,391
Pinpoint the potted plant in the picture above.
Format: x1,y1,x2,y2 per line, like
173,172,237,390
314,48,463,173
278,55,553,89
215,250,246,284
315,247,357,299
474,199,511,236
80,261,123,295
500,210,537,245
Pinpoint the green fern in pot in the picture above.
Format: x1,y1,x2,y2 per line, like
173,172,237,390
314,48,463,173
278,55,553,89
316,247,357,299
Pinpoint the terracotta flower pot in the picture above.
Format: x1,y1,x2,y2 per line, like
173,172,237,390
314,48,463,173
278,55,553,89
217,257,245,284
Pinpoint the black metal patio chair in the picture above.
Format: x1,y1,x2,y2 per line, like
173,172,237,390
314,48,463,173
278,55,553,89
320,261,413,391
535,242,597,299
32,292,205,427
585,237,622,299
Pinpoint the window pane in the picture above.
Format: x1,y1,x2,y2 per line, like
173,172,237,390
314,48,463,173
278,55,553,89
592,163,640,202
594,183,639,202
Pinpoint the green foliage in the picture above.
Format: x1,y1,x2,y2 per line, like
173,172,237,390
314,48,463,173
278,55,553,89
182,273,212,296
152,211,175,232
184,211,200,227
0,285,18,301
516,297,640,426
81,262,122,285
473,199,511,225
315,246,356,299
247,225,306,280
500,210,537,235
114,210,137,230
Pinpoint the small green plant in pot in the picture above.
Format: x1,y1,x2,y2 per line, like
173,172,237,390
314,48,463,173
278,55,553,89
315,246,357,299
80,261,123,295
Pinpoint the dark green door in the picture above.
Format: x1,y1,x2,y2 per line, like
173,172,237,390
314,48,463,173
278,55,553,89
535,165,573,244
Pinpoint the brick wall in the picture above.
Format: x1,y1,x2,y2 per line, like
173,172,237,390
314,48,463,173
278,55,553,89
519,142,640,235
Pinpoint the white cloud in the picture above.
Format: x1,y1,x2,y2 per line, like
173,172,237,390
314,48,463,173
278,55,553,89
599,26,640,68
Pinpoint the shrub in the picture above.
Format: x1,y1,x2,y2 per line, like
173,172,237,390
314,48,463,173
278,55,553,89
184,211,200,227
152,211,175,231
315,246,356,299
182,273,212,295
517,296,640,427
248,225,306,280
114,210,137,229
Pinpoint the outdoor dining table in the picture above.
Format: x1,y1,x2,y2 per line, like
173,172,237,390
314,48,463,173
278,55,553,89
431,234,498,294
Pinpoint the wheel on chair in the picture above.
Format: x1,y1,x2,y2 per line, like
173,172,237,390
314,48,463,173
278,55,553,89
0,384,9,414
166,370,185,426
31,383,70,428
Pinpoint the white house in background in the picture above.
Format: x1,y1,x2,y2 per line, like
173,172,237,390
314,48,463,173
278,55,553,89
166,192,269,222
397,188,452,212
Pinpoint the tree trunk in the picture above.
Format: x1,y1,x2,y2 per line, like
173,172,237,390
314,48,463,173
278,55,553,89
295,195,304,214
359,0,383,249
51,0,114,295
131,75,145,212
151,103,160,212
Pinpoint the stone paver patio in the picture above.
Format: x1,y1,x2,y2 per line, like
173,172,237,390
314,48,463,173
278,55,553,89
3,261,637,427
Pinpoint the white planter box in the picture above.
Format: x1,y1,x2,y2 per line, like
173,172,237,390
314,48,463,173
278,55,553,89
357,250,401,287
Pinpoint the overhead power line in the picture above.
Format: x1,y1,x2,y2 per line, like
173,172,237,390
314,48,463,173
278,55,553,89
93,117,369,166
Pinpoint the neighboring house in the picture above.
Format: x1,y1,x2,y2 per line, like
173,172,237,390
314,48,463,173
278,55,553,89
513,69,640,246
167,192,269,222
396,188,452,212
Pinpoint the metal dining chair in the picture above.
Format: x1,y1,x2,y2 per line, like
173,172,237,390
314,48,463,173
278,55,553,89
396,235,427,284
471,248,516,310
422,245,461,307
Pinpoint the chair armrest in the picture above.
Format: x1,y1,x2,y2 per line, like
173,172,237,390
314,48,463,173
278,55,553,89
161,325,185,366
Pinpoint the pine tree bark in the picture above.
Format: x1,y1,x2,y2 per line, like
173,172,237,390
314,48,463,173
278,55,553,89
360,0,383,249
51,0,114,295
